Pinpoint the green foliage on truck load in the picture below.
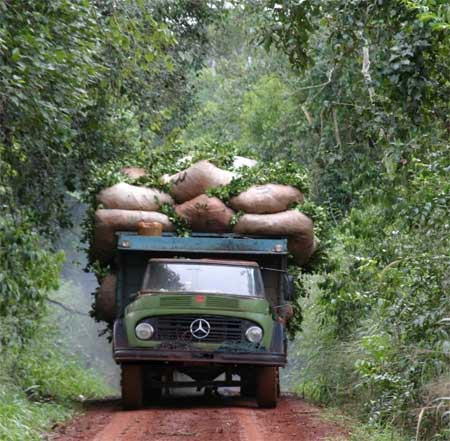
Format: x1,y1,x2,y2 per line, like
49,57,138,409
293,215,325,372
205,159,310,202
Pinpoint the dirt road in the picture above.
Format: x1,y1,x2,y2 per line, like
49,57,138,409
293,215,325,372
48,395,347,441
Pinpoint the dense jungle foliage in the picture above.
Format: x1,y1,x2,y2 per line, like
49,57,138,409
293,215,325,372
1,1,449,440
0,1,224,439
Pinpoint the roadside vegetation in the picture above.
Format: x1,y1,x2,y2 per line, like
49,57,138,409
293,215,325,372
322,408,410,441
0,324,112,441
0,1,223,438
1,1,448,440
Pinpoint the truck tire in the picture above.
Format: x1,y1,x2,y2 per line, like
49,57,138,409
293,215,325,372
121,364,143,409
277,368,281,397
256,367,278,408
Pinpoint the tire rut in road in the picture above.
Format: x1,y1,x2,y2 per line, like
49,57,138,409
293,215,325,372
48,396,347,441
85,404,242,441
232,407,265,441
92,411,138,441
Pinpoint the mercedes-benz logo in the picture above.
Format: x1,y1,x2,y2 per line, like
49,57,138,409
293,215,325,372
190,318,211,340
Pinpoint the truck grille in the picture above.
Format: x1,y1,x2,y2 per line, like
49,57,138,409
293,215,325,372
160,296,192,308
144,315,253,343
205,296,239,310
158,295,240,310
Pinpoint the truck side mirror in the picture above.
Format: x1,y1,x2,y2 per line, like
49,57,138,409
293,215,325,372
282,274,295,301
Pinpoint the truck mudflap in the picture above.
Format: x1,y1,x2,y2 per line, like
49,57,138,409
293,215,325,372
113,319,287,367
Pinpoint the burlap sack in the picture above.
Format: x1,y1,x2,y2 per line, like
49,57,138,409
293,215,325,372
93,209,175,260
230,184,303,214
176,195,235,233
94,273,117,323
97,183,173,211
233,210,315,264
121,167,147,179
166,160,236,203
232,156,257,169
287,233,317,265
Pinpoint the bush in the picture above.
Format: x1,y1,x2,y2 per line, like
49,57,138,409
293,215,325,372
0,213,64,347
0,318,113,441
289,140,450,438
0,382,72,441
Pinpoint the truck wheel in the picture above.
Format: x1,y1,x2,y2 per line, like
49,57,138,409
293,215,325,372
277,367,281,397
121,364,143,409
256,367,278,408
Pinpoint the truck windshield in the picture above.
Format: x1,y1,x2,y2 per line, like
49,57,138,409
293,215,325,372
142,262,263,297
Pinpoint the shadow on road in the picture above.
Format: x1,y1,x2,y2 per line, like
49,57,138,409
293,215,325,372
81,389,258,411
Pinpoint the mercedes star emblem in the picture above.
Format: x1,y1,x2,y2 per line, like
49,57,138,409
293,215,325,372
190,318,211,339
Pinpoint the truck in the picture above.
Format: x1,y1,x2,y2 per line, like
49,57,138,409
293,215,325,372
112,231,294,409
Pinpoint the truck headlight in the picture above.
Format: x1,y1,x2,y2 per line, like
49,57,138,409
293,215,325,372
135,323,154,340
245,326,263,343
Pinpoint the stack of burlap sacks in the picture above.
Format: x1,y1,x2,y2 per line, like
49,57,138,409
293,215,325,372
94,158,316,323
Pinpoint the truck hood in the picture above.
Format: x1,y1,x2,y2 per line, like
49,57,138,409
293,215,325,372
126,293,270,315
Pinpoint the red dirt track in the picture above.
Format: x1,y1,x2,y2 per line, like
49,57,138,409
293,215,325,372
47,395,347,441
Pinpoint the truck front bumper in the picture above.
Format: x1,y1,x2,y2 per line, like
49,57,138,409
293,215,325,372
113,319,287,367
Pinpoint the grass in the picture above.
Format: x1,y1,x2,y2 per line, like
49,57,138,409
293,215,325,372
321,409,409,441
0,319,114,441
0,382,74,441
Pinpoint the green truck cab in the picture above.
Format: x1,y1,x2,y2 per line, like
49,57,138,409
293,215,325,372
112,232,293,408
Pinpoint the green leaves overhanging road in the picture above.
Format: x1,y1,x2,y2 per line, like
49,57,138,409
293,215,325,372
1,1,449,440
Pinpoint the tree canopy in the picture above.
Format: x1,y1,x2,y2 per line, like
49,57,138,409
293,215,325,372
1,1,449,439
